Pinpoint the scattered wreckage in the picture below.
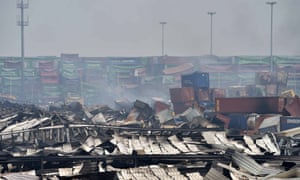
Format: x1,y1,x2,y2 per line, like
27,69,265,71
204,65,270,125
0,97,300,179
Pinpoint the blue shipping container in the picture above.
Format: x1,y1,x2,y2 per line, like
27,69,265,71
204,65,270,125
181,72,209,88
227,113,248,130
280,116,300,131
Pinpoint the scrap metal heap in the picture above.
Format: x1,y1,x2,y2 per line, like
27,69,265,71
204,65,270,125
0,100,300,179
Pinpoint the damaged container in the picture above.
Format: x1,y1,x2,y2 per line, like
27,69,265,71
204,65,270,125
215,97,285,114
169,87,195,103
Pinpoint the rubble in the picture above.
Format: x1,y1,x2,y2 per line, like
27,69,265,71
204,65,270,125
0,96,300,179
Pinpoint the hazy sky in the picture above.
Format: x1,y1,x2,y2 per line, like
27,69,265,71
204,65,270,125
0,0,299,57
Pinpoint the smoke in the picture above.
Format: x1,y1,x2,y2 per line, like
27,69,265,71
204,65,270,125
275,0,300,55
0,0,299,56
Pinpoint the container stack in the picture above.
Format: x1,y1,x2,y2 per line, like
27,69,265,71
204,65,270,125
23,67,39,103
82,59,105,105
60,62,81,96
109,58,142,88
39,60,61,103
275,56,300,95
60,54,82,99
169,72,218,114
0,60,22,99
181,71,210,104
169,87,196,114
255,71,288,96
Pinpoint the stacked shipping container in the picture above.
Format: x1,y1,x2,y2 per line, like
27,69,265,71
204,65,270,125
39,59,61,103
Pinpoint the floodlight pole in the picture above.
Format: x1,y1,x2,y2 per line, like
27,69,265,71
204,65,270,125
207,12,216,56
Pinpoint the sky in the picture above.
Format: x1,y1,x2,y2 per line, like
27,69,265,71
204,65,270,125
0,0,299,57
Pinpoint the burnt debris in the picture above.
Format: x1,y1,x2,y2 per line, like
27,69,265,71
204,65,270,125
0,99,300,179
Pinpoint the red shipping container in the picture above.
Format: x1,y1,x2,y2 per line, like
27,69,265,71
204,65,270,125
215,97,285,114
40,69,58,77
169,87,195,103
39,61,55,69
41,76,59,84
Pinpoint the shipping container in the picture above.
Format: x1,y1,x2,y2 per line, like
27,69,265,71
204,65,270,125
38,61,55,69
210,88,226,101
169,87,195,103
258,115,280,133
4,60,22,69
41,76,59,84
195,88,210,101
181,72,209,88
40,69,58,77
280,116,300,131
227,113,249,130
215,97,285,114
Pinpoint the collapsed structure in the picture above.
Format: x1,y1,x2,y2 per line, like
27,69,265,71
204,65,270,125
0,93,299,179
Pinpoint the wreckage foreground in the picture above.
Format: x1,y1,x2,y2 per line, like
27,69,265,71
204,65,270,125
0,97,300,180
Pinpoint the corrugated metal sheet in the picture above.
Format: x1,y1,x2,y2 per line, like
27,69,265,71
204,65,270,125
186,172,203,180
204,168,229,180
258,115,281,133
0,171,38,180
232,151,281,176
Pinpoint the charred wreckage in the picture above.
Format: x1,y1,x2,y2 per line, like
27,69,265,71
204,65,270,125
0,94,299,180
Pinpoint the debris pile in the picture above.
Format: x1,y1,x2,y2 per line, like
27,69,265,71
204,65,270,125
0,99,300,179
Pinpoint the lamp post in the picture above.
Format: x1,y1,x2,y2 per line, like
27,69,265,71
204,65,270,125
160,22,167,56
266,1,276,73
207,12,216,56
17,0,29,101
